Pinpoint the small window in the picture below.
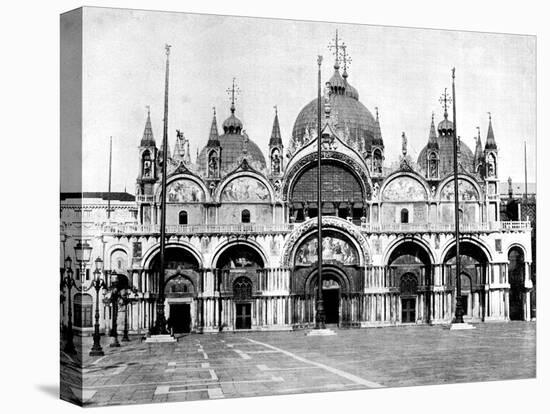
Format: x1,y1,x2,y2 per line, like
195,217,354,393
241,209,251,223
179,210,188,225
400,208,409,223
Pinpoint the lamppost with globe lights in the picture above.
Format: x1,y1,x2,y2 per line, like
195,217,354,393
90,257,106,356
120,279,139,342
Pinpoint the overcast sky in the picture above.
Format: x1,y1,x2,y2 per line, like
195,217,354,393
70,7,536,192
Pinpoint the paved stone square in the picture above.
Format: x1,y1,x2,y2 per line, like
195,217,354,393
61,321,535,407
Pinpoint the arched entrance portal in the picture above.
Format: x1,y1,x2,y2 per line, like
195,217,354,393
387,241,431,324
443,241,489,321
215,243,265,330
149,246,201,334
307,267,350,326
508,247,525,320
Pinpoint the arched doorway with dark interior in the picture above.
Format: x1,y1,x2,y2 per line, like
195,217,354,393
215,243,264,330
149,246,201,334
387,241,431,324
443,241,489,321
508,246,525,320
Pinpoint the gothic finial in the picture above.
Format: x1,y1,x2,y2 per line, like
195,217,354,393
146,105,151,116
487,111,492,121
274,105,278,116
165,43,171,56
328,29,341,69
431,111,434,122
375,106,379,121
401,132,407,156
476,126,480,139
213,106,216,117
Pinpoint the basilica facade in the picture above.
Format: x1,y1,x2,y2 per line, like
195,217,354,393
60,44,533,336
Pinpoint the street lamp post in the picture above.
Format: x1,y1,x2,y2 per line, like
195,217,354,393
121,284,139,342
90,257,106,356
61,256,77,355
108,273,121,348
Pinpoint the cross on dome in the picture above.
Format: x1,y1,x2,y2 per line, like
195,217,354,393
226,77,241,114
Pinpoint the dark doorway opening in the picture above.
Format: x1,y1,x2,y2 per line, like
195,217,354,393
508,247,525,321
235,303,252,329
323,288,340,324
170,304,191,333
401,298,416,323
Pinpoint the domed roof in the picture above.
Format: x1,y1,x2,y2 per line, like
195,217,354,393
222,113,243,134
290,70,376,151
198,130,266,175
438,117,454,134
417,135,475,176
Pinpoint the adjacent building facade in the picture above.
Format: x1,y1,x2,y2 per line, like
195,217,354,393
60,40,534,336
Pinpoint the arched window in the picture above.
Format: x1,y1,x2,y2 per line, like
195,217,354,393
400,208,409,223
400,273,418,296
179,210,188,225
241,209,251,223
233,277,253,301
142,151,152,178
73,293,93,328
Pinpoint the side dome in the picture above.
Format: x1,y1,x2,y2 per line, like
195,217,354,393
417,137,475,176
290,69,376,152
198,110,266,175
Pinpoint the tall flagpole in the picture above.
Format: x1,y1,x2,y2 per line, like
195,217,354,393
315,55,325,330
452,67,464,324
107,136,112,221
519,141,527,201
154,44,171,335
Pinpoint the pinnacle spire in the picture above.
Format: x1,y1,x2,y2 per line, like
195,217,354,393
269,105,282,146
485,112,497,150
474,126,483,163
207,106,220,147
372,107,384,146
140,106,155,146
427,112,438,149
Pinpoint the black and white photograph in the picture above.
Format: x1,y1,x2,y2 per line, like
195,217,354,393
4,1,547,413
57,5,539,408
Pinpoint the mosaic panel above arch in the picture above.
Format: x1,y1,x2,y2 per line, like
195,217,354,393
440,179,479,201
221,177,271,202
166,179,205,203
294,233,359,267
382,176,428,201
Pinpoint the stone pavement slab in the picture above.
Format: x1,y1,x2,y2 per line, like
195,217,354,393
60,321,536,407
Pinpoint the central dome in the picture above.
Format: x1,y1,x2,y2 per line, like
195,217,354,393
290,69,377,151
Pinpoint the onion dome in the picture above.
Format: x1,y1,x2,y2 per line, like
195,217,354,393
417,111,474,176
198,104,266,174
222,111,243,134
484,113,497,150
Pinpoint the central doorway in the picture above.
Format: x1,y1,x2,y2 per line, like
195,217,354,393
322,277,340,325
169,303,191,333
235,303,252,329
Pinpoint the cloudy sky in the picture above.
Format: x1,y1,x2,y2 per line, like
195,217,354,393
65,7,536,192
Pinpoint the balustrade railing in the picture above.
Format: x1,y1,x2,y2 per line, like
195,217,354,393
98,220,531,235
